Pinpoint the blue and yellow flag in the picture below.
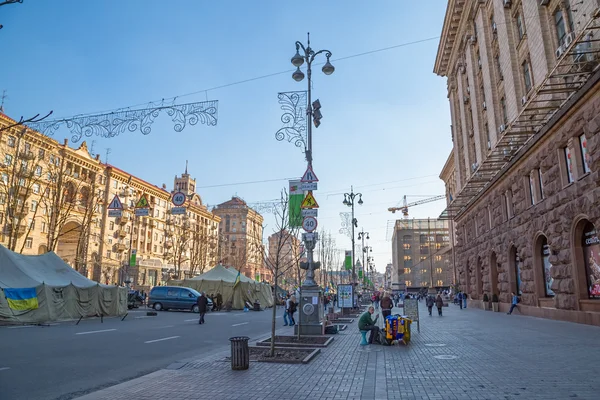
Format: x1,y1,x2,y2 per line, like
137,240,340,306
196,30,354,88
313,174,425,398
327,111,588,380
234,270,241,288
4,288,39,311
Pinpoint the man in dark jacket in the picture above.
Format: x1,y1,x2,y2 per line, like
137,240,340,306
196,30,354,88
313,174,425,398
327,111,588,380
380,293,393,319
358,306,380,344
197,292,208,324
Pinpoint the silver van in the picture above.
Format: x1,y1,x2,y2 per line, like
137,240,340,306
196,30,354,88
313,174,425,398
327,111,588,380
149,286,212,312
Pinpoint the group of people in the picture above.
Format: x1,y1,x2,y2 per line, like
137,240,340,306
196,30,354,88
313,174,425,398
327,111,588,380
425,293,446,316
206,293,223,311
283,295,297,326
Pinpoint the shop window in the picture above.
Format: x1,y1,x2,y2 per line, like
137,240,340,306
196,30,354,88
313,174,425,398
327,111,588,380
579,134,590,174
540,236,555,297
581,221,600,299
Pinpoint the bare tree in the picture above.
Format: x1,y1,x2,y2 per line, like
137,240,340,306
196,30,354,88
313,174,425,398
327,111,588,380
317,231,337,289
188,225,218,277
263,189,300,357
0,128,46,252
163,214,192,279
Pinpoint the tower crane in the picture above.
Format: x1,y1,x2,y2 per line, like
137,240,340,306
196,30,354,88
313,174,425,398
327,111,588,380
388,195,446,218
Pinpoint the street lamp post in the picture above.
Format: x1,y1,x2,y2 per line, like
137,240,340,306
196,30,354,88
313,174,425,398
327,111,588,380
357,229,369,288
342,187,362,287
290,33,334,287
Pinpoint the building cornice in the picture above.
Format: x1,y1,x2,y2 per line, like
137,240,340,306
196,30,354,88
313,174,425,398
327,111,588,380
106,165,171,199
434,0,467,77
439,151,455,181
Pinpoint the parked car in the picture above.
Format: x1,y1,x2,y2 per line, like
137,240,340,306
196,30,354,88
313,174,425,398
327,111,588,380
149,286,212,312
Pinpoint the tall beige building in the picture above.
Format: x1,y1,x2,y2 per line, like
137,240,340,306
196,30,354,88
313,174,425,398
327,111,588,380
0,112,220,291
435,0,600,325
267,229,301,285
212,197,267,281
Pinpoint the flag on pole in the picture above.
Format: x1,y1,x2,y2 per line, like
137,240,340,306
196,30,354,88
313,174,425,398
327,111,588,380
234,270,241,288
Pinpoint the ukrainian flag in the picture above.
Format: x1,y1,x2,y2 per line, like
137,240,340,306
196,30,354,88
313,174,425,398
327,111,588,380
4,288,39,311
233,270,241,288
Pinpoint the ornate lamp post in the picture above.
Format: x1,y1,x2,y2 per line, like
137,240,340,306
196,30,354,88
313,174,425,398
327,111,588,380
290,33,334,287
342,187,362,286
358,230,369,288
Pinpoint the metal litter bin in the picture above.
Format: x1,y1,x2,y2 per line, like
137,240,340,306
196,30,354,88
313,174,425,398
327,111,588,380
229,336,250,370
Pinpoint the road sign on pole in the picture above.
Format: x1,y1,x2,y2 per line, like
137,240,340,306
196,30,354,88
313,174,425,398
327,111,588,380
107,195,123,210
301,209,318,217
300,165,319,183
135,195,149,208
172,192,186,207
300,191,319,209
300,182,318,191
302,216,318,232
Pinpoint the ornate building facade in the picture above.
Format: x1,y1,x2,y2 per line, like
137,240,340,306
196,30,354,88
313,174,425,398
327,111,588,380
267,229,301,286
0,113,220,290
212,197,268,281
435,0,600,325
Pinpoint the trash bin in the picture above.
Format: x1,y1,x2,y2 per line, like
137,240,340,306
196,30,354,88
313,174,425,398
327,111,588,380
253,302,260,311
229,336,250,370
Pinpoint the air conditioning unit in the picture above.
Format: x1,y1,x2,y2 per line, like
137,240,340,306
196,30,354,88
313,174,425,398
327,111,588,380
504,0,512,8
556,45,565,59
469,35,477,45
478,59,482,69
463,95,470,104
540,0,549,5
471,163,479,172
565,32,577,48
492,22,497,33
521,96,528,106
487,140,492,150
482,101,487,110
499,124,506,133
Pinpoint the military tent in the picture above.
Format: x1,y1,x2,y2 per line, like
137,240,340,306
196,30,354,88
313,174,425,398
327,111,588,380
0,245,127,324
169,265,273,309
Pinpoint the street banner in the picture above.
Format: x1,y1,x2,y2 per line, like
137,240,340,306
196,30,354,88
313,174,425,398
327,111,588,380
344,250,352,270
289,180,303,227
129,250,137,267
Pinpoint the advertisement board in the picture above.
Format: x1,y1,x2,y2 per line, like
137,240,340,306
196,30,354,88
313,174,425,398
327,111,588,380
337,284,354,308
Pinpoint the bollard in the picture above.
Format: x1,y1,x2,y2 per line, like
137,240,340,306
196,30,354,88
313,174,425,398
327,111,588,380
229,336,250,370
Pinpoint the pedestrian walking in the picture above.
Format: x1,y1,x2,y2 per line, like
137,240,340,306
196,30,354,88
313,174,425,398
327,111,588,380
435,293,444,316
426,295,434,316
507,292,519,315
458,292,463,310
283,295,292,326
197,292,208,324
289,295,297,326
380,292,393,319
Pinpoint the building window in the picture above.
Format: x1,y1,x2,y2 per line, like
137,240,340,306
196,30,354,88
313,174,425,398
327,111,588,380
485,123,491,150
540,236,555,297
109,222,114,230
495,54,503,81
38,148,45,159
538,169,544,200
106,250,112,259
31,200,38,212
7,136,16,147
564,147,574,183
1,172,7,184
516,11,525,40
403,268,411,274
25,237,33,249
555,8,567,46
514,250,523,296
522,60,532,93
403,255,411,261
41,221,47,233
500,97,508,124
436,280,444,286
579,134,590,174
35,166,42,177
4,154,13,166
528,174,535,205
581,221,600,298
32,183,40,194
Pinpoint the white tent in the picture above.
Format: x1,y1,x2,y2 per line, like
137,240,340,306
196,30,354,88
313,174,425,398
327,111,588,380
0,245,127,324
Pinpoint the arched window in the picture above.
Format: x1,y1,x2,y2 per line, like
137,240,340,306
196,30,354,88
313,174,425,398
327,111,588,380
539,236,555,297
581,221,600,299
509,246,523,296
476,257,483,298
489,252,499,296
64,182,76,204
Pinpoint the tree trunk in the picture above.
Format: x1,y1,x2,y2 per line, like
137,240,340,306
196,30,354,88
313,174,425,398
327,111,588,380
270,274,278,357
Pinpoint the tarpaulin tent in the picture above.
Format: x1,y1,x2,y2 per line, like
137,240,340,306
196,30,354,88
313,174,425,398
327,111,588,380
0,245,127,324
168,265,273,309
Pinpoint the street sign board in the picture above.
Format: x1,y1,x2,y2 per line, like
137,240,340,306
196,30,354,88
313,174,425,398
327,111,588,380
171,206,187,215
135,208,149,217
135,195,149,208
108,209,123,218
300,182,317,191
302,216,318,232
108,195,123,210
301,209,318,217
300,191,319,209
300,165,319,183
172,192,186,207
302,232,315,242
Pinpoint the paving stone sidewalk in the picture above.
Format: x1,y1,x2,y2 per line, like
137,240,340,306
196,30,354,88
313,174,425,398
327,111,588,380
76,302,600,400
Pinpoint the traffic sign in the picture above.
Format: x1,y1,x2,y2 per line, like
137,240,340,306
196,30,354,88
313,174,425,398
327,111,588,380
107,195,123,210
108,209,123,218
300,182,318,191
300,191,319,209
172,192,186,207
135,208,149,217
135,195,149,208
301,209,318,217
171,206,186,215
302,216,318,232
300,165,319,183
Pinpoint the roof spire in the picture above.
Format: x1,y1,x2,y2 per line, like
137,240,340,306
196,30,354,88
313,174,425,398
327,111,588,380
185,160,188,175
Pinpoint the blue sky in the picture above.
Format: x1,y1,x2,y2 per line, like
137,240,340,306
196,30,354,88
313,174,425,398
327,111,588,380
1,1,451,271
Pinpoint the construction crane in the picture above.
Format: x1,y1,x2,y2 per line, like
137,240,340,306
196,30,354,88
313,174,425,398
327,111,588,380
388,195,446,218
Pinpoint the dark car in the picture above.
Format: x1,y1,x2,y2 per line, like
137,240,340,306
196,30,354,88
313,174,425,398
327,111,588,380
149,286,212,312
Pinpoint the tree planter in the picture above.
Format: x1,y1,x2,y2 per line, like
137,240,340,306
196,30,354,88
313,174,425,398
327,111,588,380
256,335,333,348
248,346,320,364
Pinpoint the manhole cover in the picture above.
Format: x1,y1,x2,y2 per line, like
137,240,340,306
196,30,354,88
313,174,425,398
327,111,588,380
425,343,447,347
433,355,458,360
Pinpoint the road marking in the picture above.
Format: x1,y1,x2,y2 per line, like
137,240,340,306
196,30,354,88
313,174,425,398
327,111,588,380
232,322,249,327
8,325,35,329
75,329,117,335
144,336,180,344
184,318,198,322
0,367,10,372
154,325,174,329
134,316,153,319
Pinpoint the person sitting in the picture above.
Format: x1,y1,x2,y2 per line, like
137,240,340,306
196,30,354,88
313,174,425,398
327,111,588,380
358,306,380,345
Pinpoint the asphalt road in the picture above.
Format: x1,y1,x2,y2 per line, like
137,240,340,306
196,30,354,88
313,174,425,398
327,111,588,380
0,307,282,400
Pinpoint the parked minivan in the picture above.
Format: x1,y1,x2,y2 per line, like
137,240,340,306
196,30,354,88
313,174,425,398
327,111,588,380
149,286,212,313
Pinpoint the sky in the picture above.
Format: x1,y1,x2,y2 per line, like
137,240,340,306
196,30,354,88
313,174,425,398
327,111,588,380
0,0,452,272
